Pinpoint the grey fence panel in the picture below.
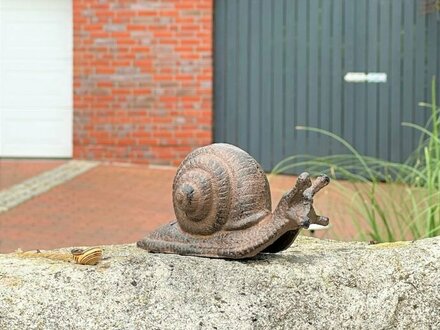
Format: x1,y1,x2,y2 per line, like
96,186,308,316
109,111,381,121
354,0,368,156
295,0,308,160
402,0,415,157
248,0,262,162
331,0,344,155
225,1,238,144
214,0,440,173
377,0,391,161
284,0,296,172
273,0,285,169
237,0,249,149
366,0,380,157
320,0,332,158
414,3,427,148
309,0,320,158
260,0,273,170
390,0,402,163
343,0,356,151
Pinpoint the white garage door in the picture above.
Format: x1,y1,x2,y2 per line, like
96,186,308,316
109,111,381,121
0,0,72,157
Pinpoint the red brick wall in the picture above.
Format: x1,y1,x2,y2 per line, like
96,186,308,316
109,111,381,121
73,0,213,165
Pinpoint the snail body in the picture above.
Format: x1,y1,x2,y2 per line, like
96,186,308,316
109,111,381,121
137,143,329,259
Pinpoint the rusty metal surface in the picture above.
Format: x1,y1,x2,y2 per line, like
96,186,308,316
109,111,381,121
137,143,329,259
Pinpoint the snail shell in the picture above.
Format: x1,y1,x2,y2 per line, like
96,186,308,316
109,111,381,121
71,247,103,265
172,143,271,235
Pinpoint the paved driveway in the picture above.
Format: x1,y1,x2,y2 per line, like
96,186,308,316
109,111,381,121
0,160,356,253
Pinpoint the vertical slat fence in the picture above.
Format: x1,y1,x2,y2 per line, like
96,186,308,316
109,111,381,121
214,0,440,172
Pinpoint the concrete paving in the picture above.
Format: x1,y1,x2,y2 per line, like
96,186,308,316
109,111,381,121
0,159,65,190
0,160,98,213
0,160,357,253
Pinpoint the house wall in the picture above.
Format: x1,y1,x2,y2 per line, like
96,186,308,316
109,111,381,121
73,0,213,165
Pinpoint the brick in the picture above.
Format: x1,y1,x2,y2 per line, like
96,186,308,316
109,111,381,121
74,0,213,165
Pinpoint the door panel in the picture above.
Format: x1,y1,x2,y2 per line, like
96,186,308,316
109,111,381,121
0,0,72,157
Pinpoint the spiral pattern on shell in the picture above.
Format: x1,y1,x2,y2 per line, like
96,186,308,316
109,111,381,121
71,247,103,265
173,143,271,235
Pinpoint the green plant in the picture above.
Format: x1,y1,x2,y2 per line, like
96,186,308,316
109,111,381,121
272,77,440,242
406,77,440,237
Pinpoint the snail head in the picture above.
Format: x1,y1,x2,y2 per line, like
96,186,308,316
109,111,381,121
175,183,197,212
274,172,330,229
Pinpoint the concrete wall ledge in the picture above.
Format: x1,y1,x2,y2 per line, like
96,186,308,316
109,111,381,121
1,236,439,329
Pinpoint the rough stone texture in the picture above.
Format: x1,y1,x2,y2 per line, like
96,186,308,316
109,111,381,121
0,236,439,329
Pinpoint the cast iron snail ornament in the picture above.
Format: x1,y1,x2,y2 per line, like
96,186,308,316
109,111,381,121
137,143,330,259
